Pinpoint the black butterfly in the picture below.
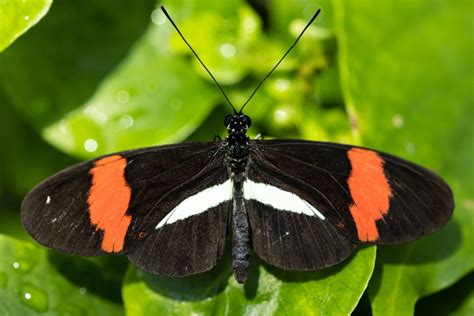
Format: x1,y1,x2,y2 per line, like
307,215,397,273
21,7,453,284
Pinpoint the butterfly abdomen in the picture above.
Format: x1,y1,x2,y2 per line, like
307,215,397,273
232,180,250,284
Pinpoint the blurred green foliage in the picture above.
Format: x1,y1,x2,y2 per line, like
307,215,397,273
0,0,472,315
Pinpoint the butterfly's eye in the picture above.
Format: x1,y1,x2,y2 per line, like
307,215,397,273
224,115,234,128
243,115,251,128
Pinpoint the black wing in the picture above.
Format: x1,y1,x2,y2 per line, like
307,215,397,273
246,139,453,269
22,141,230,275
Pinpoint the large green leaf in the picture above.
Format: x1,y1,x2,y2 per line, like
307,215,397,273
0,0,52,52
333,0,474,315
0,0,155,128
0,235,123,315
415,272,474,316
42,24,221,157
0,89,76,198
123,247,376,315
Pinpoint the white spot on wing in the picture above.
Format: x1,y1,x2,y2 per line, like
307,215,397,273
243,180,325,220
46,196,51,204
156,180,233,229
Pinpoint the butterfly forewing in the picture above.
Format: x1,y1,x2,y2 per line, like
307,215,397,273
21,142,228,259
249,140,454,245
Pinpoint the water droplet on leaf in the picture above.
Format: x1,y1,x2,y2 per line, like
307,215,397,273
18,284,48,312
151,9,166,25
405,141,416,155
116,90,131,104
84,139,98,152
392,114,404,128
220,43,236,58
119,115,134,129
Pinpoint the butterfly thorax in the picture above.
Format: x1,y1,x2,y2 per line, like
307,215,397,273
224,114,251,172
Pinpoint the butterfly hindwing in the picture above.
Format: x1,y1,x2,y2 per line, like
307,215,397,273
244,164,356,269
247,201,356,270
21,142,227,258
250,140,454,245
127,157,232,276
127,203,231,276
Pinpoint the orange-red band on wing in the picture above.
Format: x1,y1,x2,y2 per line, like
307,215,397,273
347,148,392,242
88,155,132,253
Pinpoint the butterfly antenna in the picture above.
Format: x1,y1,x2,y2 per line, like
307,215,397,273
161,6,237,114
239,8,321,114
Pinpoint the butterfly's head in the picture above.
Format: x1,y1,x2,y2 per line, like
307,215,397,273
224,114,251,133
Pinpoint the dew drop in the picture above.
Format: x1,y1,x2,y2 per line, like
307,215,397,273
151,8,166,25
84,106,108,124
0,272,7,288
18,284,48,313
220,43,236,58
79,287,87,295
275,78,290,92
58,119,70,135
24,16,30,21
84,139,98,152
463,199,474,211
12,258,32,272
119,114,134,129
392,114,404,128
83,106,96,115
405,141,416,155
242,16,257,34
116,90,130,104
274,109,288,123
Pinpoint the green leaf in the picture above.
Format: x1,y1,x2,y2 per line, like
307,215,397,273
333,0,474,315
0,0,52,52
0,235,123,315
0,89,76,198
415,272,474,316
0,0,156,128
42,24,220,157
123,247,375,315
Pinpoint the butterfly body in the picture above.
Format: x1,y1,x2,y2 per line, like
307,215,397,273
225,114,252,283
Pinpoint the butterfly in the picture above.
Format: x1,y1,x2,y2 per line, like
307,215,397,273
21,7,454,284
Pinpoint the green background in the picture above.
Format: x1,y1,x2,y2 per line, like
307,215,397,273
0,0,472,315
